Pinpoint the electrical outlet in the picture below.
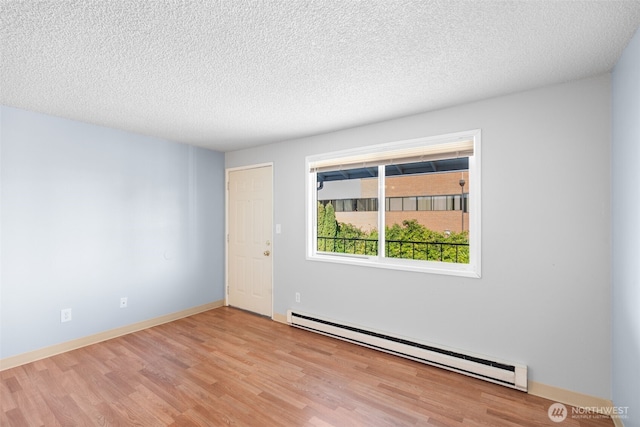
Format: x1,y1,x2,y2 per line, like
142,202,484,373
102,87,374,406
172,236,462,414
120,297,128,308
295,292,300,303
61,308,72,323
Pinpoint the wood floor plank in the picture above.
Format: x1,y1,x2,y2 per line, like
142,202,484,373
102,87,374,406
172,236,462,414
4,408,30,427
1,307,615,426
6,389,46,427
7,372,60,426
132,383,182,421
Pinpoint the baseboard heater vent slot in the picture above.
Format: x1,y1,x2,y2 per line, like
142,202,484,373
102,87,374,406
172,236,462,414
287,310,527,392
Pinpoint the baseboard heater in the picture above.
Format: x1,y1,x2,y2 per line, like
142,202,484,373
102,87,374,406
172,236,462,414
287,310,527,392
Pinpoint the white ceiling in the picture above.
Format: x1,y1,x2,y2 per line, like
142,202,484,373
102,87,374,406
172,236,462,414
1,1,640,152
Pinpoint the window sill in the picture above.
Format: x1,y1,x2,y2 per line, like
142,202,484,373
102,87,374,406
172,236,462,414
307,252,481,278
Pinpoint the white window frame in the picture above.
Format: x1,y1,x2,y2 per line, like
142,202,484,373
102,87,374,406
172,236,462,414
306,129,481,278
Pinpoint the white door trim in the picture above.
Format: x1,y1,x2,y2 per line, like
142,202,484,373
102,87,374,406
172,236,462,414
225,163,274,318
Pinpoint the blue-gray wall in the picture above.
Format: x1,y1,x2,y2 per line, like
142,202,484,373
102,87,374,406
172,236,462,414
227,75,612,399
612,29,640,426
0,106,225,359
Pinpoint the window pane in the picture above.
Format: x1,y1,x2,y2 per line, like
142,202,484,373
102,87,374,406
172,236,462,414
389,198,403,211
316,168,379,256
417,196,432,211
452,194,461,211
432,196,447,210
403,197,416,211
343,199,354,212
447,195,455,210
384,162,470,264
357,198,377,212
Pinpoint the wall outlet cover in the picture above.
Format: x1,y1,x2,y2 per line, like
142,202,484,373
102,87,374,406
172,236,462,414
61,308,72,323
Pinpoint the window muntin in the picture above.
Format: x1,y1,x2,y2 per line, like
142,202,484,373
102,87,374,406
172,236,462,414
307,130,481,277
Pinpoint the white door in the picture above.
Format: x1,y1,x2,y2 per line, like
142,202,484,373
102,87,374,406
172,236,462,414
227,165,273,317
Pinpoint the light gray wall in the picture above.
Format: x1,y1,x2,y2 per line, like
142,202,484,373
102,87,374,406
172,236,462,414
0,106,225,359
227,75,612,399
612,29,640,426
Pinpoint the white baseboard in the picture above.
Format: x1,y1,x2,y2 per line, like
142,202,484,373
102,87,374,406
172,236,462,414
529,381,624,425
529,381,613,408
0,300,224,371
613,416,626,427
272,312,288,324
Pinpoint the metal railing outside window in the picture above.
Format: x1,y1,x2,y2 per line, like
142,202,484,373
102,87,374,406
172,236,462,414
317,236,469,263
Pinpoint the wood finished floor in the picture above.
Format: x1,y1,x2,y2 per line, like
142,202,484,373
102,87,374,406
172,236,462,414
1,307,613,427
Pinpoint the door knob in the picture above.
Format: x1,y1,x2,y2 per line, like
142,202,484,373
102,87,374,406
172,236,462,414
263,250,270,256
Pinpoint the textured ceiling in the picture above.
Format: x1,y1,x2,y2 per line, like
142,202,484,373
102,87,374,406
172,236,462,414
1,1,640,152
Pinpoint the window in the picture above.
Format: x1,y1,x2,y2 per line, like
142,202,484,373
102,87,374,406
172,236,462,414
417,196,432,211
389,197,403,211
307,129,481,277
402,197,416,211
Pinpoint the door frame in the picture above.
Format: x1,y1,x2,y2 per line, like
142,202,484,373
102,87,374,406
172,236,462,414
225,162,274,318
